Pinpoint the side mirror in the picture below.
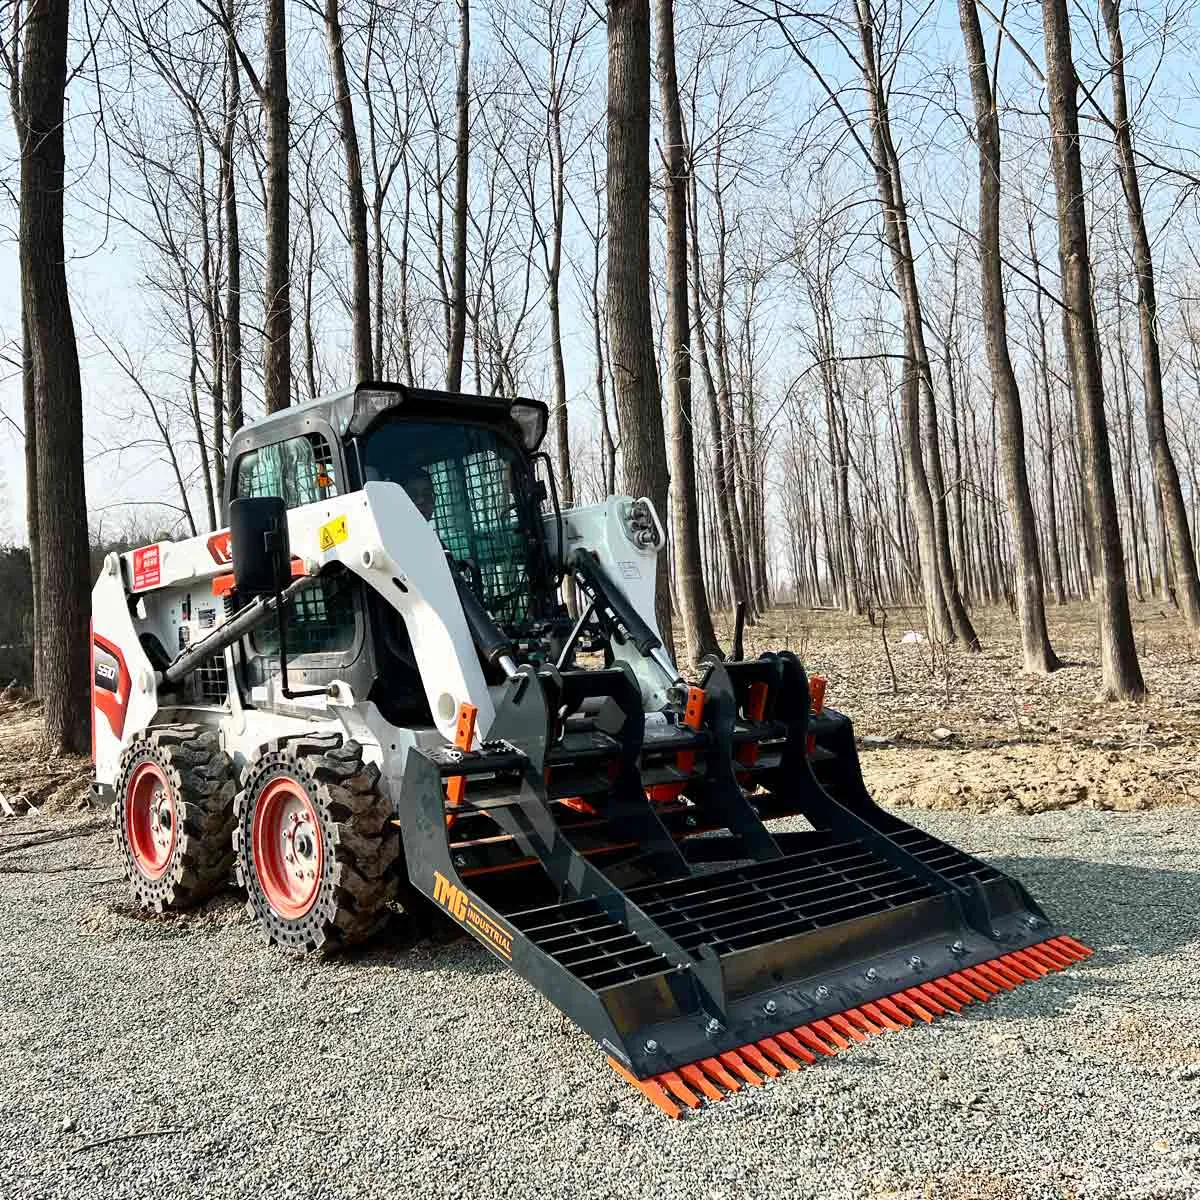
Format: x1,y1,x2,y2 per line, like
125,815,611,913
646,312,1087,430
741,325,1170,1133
229,497,291,596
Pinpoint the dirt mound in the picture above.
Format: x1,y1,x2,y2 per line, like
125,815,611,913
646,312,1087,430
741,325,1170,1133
0,690,93,815
861,741,1196,814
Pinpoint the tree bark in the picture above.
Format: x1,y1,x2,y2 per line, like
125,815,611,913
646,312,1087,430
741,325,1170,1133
656,0,719,662
325,0,372,381
263,0,291,413
1041,0,1145,699
446,0,470,391
854,0,959,643
1028,223,1066,604
222,30,244,438
957,0,1059,671
607,0,673,654
688,170,746,613
19,0,91,753
1101,0,1200,630
21,304,41,694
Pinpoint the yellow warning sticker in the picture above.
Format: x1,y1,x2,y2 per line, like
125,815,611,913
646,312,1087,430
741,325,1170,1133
318,516,349,552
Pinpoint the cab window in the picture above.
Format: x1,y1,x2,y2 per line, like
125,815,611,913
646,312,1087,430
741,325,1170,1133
234,432,354,656
235,434,339,508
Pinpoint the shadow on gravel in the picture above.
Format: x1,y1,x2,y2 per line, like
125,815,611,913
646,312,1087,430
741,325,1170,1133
992,852,1200,961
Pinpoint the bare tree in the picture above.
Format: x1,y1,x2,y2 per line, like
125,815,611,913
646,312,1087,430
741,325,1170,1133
1041,0,1144,699
656,0,718,660
18,0,91,752
323,0,372,380
607,0,672,650
445,0,470,390
956,0,1059,671
1100,0,1200,632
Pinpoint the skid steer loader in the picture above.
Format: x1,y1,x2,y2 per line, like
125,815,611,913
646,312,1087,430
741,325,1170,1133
91,382,1089,1116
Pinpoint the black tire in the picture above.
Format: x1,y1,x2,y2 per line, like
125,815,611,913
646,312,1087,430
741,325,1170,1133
112,725,236,912
233,733,400,952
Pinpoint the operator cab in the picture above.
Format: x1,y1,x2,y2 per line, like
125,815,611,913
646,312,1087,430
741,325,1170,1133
223,382,567,725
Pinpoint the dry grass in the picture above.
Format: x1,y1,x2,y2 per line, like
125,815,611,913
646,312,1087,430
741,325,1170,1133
0,685,93,815
2,599,1197,819
706,599,1200,814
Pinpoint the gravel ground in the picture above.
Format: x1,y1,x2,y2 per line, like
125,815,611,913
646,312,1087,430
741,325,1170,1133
2,805,1199,1200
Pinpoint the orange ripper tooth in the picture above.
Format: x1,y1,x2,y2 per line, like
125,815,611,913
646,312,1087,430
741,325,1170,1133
1008,950,1050,977
794,1025,839,1056
947,971,992,1001
719,1051,763,1086
1055,935,1093,959
757,1037,802,1072
844,1007,884,1035
608,1058,681,1119
999,954,1040,983
961,966,1002,995
828,1013,868,1043
974,963,1017,991
862,1002,904,1032
1036,942,1076,968
875,996,916,1026
698,1057,742,1092
935,977,975,1006
917,983,960,1013
983,959,1024,988
812,1019,853,1050
679,1064,723,1102
776,1031,819,1063
1024,944,1068,971
1047,938,1086,962
893,992,935,1023
658,1071,701,1109
739,1044,781,1079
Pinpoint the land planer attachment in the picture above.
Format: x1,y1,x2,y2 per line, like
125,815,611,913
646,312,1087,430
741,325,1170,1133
91,382,1090,1118
400,649,1091,1117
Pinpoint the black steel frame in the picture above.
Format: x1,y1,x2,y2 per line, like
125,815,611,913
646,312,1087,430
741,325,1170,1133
393,651,1057,1080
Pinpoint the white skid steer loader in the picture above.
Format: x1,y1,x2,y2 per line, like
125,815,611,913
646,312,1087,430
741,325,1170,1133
91,382,1089,1116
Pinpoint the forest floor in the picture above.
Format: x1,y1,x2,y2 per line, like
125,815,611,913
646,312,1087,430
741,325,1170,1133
716,598,1200,816
0,598,1198,818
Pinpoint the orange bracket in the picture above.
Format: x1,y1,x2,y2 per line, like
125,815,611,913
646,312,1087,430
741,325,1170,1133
737,681,771,767
650,686,707,805
675,685,706,776
444,702,478,829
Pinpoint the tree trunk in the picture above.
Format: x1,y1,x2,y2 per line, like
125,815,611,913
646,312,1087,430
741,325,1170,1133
1101,0,1200,630
1041,0,1144,699
222,31,244,439
688,172,746,614
1028,223,1066,604
957,0,1059,671
445,0,470,391
326,0,372,381
19,0,90,753
656,0,719,662
263,0,291,413
607,0,673,654
21,304,41,694
854,0,956,643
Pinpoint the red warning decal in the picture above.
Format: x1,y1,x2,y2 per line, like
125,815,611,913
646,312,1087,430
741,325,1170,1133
207,531,232,564
131,544,162,591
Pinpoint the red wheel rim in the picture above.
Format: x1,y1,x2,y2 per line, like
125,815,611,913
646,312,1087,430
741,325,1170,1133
125,760,176,880
251,776,323,919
